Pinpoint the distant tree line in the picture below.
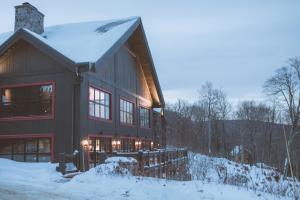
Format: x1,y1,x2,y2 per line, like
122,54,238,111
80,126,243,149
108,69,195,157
164,57,300,179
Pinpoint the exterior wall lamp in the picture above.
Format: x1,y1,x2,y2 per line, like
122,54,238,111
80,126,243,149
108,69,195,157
81,139,90,149
81,138,91,171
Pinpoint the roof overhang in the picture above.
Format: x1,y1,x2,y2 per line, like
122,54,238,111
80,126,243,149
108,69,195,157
95,18,165,108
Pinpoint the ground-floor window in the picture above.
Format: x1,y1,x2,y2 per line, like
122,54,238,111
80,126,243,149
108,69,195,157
0,137,51,162
121,138,135,152
90,137,112,153
89,137,112,167
142,140,152,151
135,140,153,151
88,136,154,166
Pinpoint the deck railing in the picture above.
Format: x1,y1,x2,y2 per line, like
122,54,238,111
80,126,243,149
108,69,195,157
113,148,191,181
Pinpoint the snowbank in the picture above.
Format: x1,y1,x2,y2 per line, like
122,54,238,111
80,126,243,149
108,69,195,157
189,152,300,198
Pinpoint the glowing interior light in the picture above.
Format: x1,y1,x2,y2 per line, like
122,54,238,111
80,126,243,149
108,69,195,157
81,139,89,147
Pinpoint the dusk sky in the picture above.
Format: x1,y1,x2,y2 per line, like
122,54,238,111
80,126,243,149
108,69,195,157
1,0,300,105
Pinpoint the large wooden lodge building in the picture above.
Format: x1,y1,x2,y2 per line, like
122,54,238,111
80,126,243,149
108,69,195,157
0,3,165,164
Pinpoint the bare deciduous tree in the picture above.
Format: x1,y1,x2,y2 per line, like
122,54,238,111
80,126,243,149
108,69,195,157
264,57,300,177
197,82,231,155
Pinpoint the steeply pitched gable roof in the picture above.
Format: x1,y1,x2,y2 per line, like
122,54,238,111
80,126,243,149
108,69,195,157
0,17,139,63
0,17,165,107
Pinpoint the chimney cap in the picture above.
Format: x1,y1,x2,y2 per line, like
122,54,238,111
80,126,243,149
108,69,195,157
15,2,44,16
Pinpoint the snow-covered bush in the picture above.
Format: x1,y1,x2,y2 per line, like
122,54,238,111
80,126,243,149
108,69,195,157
95,156,138,176
188,152,300,199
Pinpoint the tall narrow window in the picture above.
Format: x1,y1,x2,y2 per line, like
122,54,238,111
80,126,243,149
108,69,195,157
0,83,53,118
120,99,134,125
89,87,111,120
140,107,150,128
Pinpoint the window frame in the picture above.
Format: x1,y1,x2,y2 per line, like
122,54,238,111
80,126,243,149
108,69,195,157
0,134,54,162
0,81,55,121
88,85,112,122
139,106,151,129
119,97,135,126
88,135,113,168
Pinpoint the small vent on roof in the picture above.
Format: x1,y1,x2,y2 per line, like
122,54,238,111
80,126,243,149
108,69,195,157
95,18,133,34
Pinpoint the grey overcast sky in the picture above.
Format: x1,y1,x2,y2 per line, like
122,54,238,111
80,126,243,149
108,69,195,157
1,0,300,104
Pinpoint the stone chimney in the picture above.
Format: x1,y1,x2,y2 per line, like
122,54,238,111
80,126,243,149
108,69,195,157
14,2,44,34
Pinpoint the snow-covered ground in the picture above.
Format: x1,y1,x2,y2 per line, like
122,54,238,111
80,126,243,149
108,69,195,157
0,155,296,200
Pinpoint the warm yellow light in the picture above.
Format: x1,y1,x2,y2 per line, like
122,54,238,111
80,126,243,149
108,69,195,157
81,139,89,148
116,140,121,145
112,140,117,145
81,140,89,146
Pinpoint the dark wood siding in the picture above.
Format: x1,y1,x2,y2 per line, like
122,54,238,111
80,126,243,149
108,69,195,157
87,44,153,139
0,40,77,161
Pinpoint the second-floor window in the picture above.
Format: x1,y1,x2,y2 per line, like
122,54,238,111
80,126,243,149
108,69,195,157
120,99,134,125
89,86,111,120
140,107,150,128
0,83,53,118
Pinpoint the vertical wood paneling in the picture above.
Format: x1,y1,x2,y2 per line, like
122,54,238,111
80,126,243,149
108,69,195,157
0,40,67,75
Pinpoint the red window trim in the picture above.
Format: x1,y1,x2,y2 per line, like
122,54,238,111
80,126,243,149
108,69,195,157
139,105,151,129
120,96,136,127
0,133,55,162
88,134,148,142
88,84,112,122
0,81,55,121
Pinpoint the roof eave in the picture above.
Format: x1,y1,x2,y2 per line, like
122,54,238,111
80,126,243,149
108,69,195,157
138,21,165,108
94,17,165,108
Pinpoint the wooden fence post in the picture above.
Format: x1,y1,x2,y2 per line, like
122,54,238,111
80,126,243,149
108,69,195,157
138,151,143,176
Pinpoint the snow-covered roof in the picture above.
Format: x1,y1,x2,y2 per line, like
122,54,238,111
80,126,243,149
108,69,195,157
0,16,165,107
0,17,139,63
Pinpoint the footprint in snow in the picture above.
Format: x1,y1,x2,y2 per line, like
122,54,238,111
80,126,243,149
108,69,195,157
121,190,130,197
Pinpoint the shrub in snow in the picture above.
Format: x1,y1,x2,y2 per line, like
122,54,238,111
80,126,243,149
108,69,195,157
188,152,300,199
95,157,138,176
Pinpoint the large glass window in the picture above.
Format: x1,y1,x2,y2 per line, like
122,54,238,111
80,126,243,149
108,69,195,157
89,137,112,167
140,107,150,128
121,138,135,152
120,99,134,125
0,83,53,118
89,87,111,120
0,138,51,162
